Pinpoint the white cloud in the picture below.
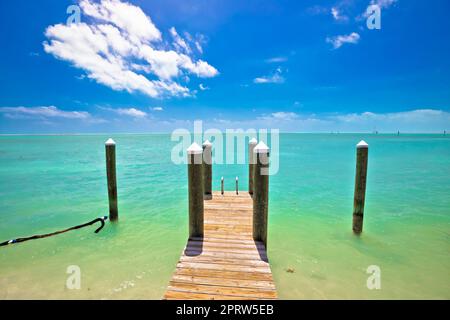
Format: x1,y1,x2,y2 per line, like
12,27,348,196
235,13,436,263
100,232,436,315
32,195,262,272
152,107,164,111
265,56,288,63
195,41,203,54
2,107,447,133
43,0,218,98
331,7,348,21
360,0,397,19
326,32,360,49
332,109,448,125
116,108,147,118
258,112,299,121
100,107,147,118
169,27,191,55
331,7,339,19
371,0,397,9
254,68,285,84
80,0,161,42
212,109,450,133
199,83,210,91
0,106,91,119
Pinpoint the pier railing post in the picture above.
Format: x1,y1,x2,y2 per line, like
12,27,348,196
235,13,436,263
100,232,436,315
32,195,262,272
236,176,239,195
202,140,213,200
221,177,224,195
105,138,118,222
188,142,204,238
248,138,258,195
253,141,270,248
353,140,369,234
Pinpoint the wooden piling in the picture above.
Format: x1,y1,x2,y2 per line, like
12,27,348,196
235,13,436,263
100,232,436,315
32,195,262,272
248,138,258,195
253,141,270,248
202,140,213,200
221,177,224,195
105,138,118,221
188,142,204,238
236,176,239,195
353,140,369,234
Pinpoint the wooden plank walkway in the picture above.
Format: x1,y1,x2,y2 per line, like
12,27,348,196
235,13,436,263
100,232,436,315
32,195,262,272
163,191,277,300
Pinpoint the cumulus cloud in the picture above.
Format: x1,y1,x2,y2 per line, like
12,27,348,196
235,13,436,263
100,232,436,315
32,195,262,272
43,0,218,98
326,32,360,49
80,0,161,42
152,106,164,111
254,67,285,84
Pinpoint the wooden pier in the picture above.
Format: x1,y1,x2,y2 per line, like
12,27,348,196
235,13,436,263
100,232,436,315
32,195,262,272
163,140,276,300
103,137,369,300
163,191,277,300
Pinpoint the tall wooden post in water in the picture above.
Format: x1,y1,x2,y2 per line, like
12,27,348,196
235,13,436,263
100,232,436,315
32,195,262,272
248,138,258,195
105,138,118,221
188,142,204,238
353,140,369,234
253,141,270,248
202,140,213,200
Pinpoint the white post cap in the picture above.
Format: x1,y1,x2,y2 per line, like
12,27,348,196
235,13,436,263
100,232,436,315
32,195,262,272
202,139,212,147
187,142,203,154
249,138,258,145
254,141,270,153
105,138,116,146
357,140,369,148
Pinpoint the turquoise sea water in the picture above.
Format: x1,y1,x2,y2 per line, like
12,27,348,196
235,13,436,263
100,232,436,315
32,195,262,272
0,134,449,299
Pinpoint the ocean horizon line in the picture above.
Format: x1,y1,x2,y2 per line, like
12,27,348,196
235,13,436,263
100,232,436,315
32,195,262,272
0,131,448,136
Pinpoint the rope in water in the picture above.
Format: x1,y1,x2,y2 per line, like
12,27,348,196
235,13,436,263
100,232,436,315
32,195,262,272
0,216,108,247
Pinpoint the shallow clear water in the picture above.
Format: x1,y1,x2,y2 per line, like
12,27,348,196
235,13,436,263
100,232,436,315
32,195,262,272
0,134,449,299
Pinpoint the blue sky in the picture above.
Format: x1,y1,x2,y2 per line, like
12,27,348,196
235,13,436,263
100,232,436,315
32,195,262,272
0,0,449,133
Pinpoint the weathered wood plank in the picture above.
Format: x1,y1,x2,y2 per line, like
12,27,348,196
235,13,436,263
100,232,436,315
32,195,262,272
171,275,276,290
176,262,272,274
186,239,266,250
168,282,277,299
182,249,267,261
164,290,274,300
179,255,270,267
174,267,274,281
